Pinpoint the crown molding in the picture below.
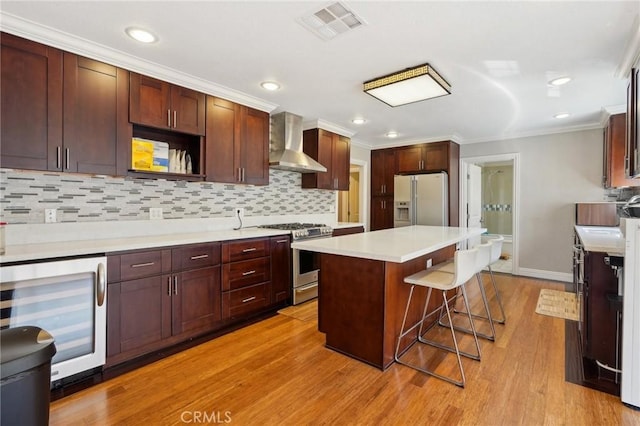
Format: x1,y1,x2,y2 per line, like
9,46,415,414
302,119,357,138
615,15,640,79
0,12,278,113
460,122,603,145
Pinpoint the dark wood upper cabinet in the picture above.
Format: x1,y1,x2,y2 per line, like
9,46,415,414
63,53,129,175
1,32,62,171
395,141,449,174
130,73,205,136
603,113,638,188
371,149,395,196
626,68,639,179
205,96,269,185
301,128,351,190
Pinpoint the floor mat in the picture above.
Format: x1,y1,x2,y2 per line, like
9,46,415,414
535,288,579,321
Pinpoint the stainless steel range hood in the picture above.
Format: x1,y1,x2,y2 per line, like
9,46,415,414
269,112,327,173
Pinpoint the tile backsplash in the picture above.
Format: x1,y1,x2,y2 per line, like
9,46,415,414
0,169,335,224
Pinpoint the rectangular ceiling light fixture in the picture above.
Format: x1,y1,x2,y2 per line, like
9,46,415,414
363,64,451,107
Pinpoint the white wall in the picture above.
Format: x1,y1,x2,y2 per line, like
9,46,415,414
461,129,606,278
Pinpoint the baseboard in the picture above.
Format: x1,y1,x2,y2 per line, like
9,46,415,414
516,268,573,283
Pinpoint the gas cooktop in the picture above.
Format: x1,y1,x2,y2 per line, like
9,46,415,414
259,223,333,240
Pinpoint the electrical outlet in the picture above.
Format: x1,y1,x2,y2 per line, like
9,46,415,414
426,258,433,268
45,209,57,223
329,204,336,213
234,207,244,219
149,207,163,220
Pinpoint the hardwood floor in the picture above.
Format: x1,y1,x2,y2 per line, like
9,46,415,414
50,274,640,425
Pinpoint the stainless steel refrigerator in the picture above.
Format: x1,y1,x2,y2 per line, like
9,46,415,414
393,172,448,227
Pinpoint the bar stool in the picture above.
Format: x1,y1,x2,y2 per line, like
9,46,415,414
394,248,480,388
435,240,496,341
487,235,507,324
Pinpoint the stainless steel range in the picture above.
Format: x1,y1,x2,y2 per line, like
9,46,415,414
259,223,332,304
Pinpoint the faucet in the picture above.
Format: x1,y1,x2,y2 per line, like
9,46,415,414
626,195,640,205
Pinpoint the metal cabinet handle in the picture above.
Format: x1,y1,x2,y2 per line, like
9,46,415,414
242,296,256,303
65,148,70,170
173,110,177,128
131,262,155,268
276,239,288,244
167,109,171,127
168,277,172,295
173,276,178,295
242,270,256,276
56,146,61,169
96,263,106,306
190,254,209,260
242,248,257,253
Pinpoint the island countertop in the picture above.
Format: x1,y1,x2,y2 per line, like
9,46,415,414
291,225,486,263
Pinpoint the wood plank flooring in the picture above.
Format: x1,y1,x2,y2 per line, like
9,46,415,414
49,274,640,425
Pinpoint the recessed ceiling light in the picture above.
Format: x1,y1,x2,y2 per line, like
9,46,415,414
554,112,570,119
386,131,398,138
260,81,281,91
352,118,366,125
125,27,157,43
549,76,571,86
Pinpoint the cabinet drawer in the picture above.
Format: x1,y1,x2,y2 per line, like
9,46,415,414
222,282,270,319
222,238,269,263
119,250,169,281
222,257,270,291
172,243,221,271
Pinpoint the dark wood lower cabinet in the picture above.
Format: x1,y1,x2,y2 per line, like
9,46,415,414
582,251,621,374
107,238,290,367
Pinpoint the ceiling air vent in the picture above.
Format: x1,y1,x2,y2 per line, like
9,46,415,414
299,2,366,41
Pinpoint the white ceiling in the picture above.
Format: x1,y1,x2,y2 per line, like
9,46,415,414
2,1,639,148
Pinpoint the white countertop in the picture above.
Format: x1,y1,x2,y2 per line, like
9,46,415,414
0,227,290,263
0,216,366,264
574,225,625,255
291,226,486,263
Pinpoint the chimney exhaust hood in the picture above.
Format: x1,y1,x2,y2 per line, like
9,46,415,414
269,112,327,173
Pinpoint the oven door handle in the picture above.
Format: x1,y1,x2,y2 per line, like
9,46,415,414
96,262,106,306
295,282,318,293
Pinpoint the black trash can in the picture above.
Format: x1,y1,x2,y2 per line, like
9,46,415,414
1,326,56,426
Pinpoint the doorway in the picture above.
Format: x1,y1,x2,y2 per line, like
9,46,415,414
338,163,365,224
461,154,520,275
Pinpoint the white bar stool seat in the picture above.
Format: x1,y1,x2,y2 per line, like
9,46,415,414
394,248,481,388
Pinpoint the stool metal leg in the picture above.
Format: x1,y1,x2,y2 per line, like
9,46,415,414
487,265,506,324
439,273,496,341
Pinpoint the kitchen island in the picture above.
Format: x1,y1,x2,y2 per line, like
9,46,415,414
291,225,485,370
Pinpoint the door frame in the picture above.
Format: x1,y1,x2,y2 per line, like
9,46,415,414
460,153,520,275
335,158,368,229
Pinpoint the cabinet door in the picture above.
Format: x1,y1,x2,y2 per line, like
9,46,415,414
129,73,171,130
334,135,350,190
316,129,335,189
604,114,637,188
205,96,239,183
371,149,395,196
1,33,62,171
395,145,423,173
63,54,128,175
270,236,291,304
241,106,269,185
371,196,393,231
172,266,221,335
171,85,205,136
108,275,172,357
424,142,449,172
